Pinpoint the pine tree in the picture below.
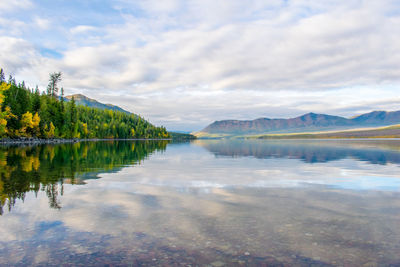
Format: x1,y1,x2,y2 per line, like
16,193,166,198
0,69,5,83
47,72,62,97
60,87,65,112
0,69,170,140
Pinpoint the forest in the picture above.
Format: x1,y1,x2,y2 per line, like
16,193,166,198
0,68,170,139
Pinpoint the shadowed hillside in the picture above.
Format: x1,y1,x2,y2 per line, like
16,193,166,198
65,94,131,114
197,111,400,137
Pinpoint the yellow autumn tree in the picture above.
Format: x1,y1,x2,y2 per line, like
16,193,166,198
81,122,88,138
20,111,34,137
3,107,17,136
0,83,11,136
32,112,40,136
0,116,6,136
44,122,55,138
0,83,9,105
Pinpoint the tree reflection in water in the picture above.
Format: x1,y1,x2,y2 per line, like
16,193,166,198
0,140,168,214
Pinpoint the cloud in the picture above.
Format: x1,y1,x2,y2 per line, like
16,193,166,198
58,0,399,92
0,0,32,12
0,0,400,131
70,25,98,35
0,18,27,36
33,17,51,30
0,37,37,72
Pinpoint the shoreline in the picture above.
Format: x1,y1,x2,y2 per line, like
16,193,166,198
0,137,173,146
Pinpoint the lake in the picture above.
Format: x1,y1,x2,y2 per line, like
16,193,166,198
1,139,400,266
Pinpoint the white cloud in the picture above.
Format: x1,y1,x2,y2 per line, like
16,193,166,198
61,0,400,92
0,0,32,12
70,25,98,35
0,18,27,36
0,37,37,72
33,17,51,30
0,0,399,130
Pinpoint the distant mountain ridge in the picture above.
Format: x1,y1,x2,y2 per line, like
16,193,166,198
198,111,400,135
65,94,131,114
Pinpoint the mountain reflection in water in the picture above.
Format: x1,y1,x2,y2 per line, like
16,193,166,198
196,139,400,164
0,139,400,266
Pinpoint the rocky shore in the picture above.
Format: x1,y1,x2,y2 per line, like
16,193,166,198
0,137,175,146
0,137,80,145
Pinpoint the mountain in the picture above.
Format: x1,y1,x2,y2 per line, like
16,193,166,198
351,111,400,125
197,111,400,136
65,94,131,114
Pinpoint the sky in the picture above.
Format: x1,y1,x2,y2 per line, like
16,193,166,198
0,0,399,132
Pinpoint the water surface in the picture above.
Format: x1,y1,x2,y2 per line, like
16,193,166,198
1,139,400,266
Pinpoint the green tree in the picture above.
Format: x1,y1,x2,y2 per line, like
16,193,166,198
0,68,5,83
65,97,78,138
47,72,62,97
60,87,65,112
31,86,41,113
0,68,170,140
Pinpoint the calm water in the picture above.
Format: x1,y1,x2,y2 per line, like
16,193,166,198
1,139,400,266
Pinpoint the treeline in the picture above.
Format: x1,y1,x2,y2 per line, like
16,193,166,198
169,132,197,141
0,69,169,139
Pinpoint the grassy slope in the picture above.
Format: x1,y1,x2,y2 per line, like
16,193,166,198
193,132,234,139
257,124,400,139
194,124,400,139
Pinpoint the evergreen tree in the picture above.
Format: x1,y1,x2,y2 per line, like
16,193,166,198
60,87,64,112
0,69,170,140
32,86,41,113
0,69,4,83
47,72,62,97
